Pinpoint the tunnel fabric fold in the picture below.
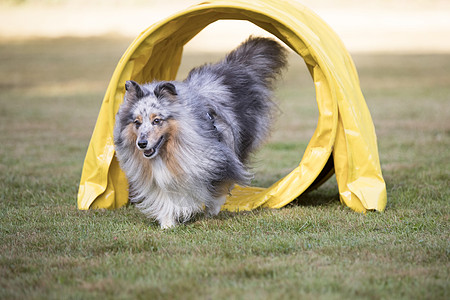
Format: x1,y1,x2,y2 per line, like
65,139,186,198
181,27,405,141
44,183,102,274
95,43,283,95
77,0,387,213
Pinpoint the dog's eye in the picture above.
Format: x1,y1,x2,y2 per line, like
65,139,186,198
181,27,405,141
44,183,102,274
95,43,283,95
133,119,142,128
152,118,162,126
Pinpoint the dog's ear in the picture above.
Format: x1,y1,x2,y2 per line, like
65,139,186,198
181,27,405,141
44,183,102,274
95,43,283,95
124,80,144,102
154,82,178,100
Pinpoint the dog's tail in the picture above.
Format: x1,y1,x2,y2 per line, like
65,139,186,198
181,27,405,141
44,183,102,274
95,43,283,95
183,36,288,163
223,36,288,88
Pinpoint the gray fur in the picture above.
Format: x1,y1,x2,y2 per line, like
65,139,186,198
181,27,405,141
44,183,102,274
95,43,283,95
113,36,287,228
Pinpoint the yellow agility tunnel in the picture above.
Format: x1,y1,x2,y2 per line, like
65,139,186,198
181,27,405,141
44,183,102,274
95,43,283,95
77,0,387,213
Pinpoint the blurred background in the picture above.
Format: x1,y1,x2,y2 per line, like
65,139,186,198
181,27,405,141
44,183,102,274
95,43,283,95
1,0,449,53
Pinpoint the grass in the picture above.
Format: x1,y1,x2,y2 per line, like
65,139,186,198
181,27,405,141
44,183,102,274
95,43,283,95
0,37,449,299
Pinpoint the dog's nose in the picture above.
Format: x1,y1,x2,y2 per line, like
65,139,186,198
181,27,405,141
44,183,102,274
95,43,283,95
137,140,148,149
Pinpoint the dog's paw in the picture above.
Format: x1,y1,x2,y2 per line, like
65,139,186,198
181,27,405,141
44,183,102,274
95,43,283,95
205,196,226,217
160,216,177,229
205,204,221,217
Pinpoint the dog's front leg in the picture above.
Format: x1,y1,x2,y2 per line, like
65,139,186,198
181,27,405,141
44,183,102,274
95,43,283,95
159,215,177,229
205,195,226,217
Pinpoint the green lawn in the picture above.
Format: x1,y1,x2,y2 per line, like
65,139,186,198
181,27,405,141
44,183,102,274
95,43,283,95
0,37,448,299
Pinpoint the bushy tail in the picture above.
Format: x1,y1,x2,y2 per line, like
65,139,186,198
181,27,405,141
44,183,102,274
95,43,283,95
184,36,288,163
223,36,288,88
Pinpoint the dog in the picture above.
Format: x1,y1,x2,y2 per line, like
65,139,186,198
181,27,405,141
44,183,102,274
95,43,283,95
113,36,287,228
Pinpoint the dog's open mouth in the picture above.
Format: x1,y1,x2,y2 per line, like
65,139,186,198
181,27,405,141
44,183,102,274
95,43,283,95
143,136,165,158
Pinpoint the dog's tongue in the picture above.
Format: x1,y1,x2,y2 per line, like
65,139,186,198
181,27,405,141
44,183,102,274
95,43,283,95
144,148,155,157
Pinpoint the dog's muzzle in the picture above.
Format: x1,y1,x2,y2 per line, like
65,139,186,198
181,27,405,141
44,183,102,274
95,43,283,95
137,136,165,158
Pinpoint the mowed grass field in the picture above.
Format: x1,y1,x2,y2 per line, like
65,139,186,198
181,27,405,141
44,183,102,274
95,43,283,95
0,37,448,299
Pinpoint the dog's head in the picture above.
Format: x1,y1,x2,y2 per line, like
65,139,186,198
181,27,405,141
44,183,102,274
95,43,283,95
115,80,179,159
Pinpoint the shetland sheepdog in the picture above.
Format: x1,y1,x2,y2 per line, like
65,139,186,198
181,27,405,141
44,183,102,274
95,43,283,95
113,37,287,228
